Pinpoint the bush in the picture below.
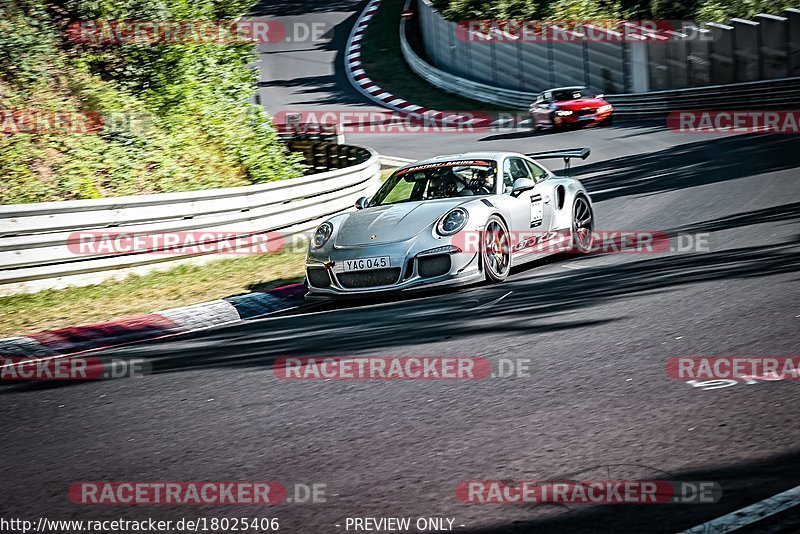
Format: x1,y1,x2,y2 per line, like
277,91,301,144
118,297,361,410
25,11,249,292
0,0,304,204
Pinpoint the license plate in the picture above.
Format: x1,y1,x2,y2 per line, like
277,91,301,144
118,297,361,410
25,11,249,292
579,114,596,121
342,256,391,272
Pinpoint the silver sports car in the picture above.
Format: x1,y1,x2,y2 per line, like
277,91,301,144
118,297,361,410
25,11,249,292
305,149,595,298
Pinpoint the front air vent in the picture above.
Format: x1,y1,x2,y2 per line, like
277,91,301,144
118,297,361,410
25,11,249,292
418,254,451,278
338,268,401,288
306,268,331,288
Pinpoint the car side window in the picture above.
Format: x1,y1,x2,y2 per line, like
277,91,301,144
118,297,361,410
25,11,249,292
524,160,548,183
503,157,533,192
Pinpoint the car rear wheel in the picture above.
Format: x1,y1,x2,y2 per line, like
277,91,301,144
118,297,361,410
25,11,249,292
530,114,541,132
571,195,595,253
483,216,512,282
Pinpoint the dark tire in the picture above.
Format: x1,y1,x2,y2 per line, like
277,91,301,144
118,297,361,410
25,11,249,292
571,195,595,254
601,115,613,126
482,216,512,282
530,115,540,131
549,112,558,131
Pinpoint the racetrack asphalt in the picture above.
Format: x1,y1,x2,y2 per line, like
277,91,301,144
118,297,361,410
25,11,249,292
1,0,800,532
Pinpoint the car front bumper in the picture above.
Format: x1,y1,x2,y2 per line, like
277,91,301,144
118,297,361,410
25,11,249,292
305,239,482,298
558,109,613,126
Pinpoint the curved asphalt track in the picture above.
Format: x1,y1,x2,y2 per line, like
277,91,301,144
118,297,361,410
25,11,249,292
2,1,800,532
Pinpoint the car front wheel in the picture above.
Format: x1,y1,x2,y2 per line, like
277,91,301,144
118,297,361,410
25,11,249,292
571,195,595,253
482,216,512,282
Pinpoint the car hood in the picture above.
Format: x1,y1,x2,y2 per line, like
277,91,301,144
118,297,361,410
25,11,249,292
555,98,608,111
335,198,469,246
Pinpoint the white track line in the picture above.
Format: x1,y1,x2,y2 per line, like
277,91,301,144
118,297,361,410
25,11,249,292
681,484,800,533
343,0,471,124
471,291,512,310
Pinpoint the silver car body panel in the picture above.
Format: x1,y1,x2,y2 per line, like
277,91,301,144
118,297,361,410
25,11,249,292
305,151,593,297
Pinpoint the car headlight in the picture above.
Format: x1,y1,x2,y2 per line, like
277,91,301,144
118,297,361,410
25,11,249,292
598,104,613,113
312,222,333,248
555,110,573,116
437,208,469,236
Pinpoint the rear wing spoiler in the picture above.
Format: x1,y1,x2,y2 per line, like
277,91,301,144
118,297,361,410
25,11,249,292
525,147,590,175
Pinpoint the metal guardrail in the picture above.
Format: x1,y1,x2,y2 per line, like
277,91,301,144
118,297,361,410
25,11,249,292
604,77,800,118
401,16,536,109
0,145,382,296
401,13,800,115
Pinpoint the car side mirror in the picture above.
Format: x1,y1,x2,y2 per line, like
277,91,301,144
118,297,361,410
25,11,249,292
511,178,535,197
355,196,368,209
596,93,605,99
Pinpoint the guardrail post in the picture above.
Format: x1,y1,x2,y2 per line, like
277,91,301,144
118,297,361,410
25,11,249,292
686,26,712,86
788,9,800,76
757,14,789,79
665,30,690,88
708,23,735,85
646,32,670,90
620,23,651,93
732,18,761,81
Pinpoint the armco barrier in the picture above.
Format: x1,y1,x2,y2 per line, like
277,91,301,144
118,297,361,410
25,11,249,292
416,0,800,94
401,13,536,108
0,145,381,296
401,12,800,115
603,77,800,118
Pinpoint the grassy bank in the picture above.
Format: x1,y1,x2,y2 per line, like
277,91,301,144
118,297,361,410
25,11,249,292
0,251,306,337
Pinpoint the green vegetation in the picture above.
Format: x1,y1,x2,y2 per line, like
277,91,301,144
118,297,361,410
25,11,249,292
0,0,304,204
431,0,800,22
0,250,306,337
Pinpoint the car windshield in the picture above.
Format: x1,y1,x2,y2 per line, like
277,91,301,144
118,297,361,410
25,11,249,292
368,159,497,207
552,88,595,101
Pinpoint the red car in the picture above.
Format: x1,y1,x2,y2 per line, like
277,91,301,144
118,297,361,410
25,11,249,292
529,86,613,132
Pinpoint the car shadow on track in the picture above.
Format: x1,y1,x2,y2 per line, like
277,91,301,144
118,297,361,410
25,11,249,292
457,449,800,533
573,134,800,202
477,122,629,142
15,234,789,384
4,203,799,394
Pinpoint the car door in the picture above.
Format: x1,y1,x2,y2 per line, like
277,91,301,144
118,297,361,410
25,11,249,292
500,156,553,237
532,92,554,126
522,158,555,232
